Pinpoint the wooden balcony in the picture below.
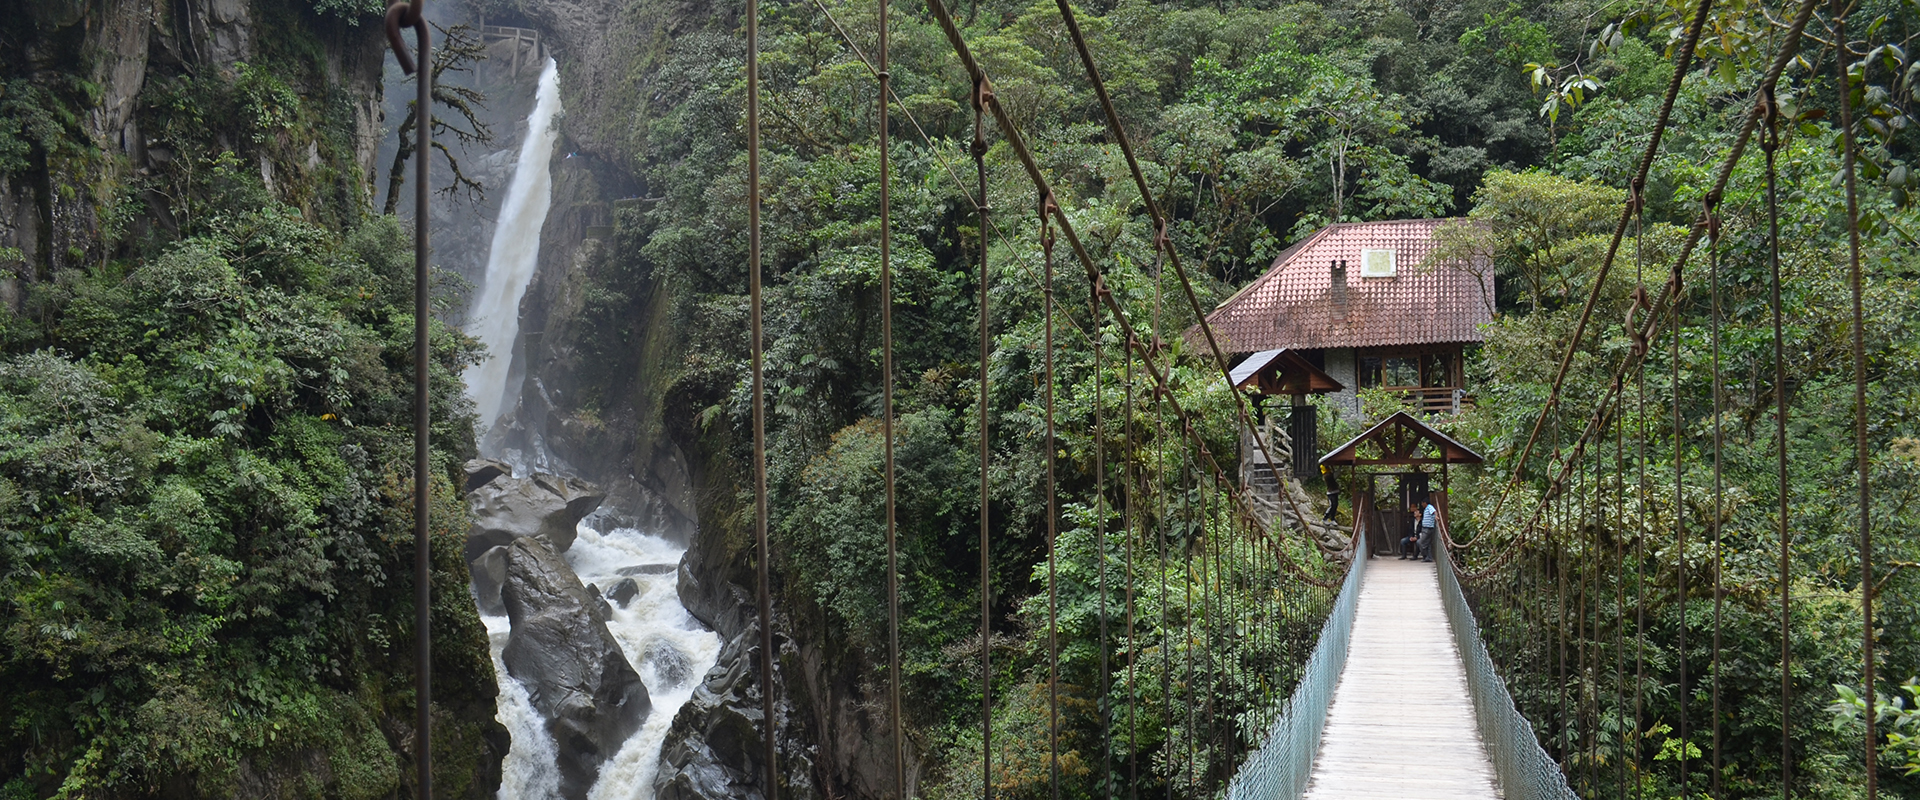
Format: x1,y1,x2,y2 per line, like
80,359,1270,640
1383,386,1473,415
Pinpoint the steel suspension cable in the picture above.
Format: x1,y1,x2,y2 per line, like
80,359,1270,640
1673,290,1689,800
1124,343,1140,800
876,0,906,793
1762,87,1792,797
1614,376,1628,800
1046,0,1329,548
1475,0,1719,535
1630,190,1648,800
747,0,780,795
1463,0,1824,583
379,3,431,793
1154,356,1173,800
1708,197,1724,800
1042,190,1062,800
1092,273,1111,800
1182,445,1197,796
1833,2,1877,792
800,0,1094,349
972,71,994,800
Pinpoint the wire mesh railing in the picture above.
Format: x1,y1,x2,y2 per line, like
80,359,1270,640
1437,548,1579,800
1224,548,1366,800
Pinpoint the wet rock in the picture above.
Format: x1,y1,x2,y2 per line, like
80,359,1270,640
618,563,678,576
655,628,767,800
464,458,512,493
465,470,605,562
470,545,509,616
583,583,615,622
501,535,650,799
643,640,694,690
606,577,641,607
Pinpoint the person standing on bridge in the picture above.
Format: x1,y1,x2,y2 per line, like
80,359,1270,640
1417,496,1438,562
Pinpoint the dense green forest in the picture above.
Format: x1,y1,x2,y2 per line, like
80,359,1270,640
3,0,1919,795
0,4,503,798
588,0,1920,796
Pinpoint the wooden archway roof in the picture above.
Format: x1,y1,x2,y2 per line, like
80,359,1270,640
1317,411,1484,466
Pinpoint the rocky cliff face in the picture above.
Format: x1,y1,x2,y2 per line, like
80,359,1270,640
1,0,388,288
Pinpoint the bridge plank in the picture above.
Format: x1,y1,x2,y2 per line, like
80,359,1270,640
1303,558,1500,800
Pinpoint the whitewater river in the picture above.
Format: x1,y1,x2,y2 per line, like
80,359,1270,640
485,525,721,799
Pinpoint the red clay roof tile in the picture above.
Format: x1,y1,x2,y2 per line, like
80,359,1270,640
1195,219,1494,352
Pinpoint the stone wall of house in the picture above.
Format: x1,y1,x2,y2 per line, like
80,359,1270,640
1323,347,1360,420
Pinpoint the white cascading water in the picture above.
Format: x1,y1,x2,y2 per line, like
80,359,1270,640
467,55,723,800
483,526,721,800
466,57,563,429
571,527,723,800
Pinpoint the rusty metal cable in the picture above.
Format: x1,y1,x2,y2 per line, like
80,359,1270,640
1633,197,1647,800
1762,86,1793,796
1091,272,1111,800
746,0,779,795
1674,284,1689,800
1048,0,1325,551
1477,0,1720,536
1708,194,1724,800
800,0,1092,346
381,5,431,795
971,70,994,800
1041,189,1062,800
1833,4,1877,793
1123,341,1139,800
877,0,906,792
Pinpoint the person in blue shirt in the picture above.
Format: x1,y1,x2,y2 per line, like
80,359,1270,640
1416,497,1438,562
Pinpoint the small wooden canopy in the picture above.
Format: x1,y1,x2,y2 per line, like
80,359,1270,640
1229,348,1344,396
1318,411,1483,467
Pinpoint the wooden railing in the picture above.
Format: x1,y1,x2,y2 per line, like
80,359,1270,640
1384,386,1473,415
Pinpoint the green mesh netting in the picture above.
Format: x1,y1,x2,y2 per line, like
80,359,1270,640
1225,552,1366,800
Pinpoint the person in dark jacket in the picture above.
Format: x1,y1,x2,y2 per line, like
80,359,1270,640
1399,498,1421,559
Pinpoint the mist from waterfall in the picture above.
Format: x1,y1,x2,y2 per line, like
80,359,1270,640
465,57,563,429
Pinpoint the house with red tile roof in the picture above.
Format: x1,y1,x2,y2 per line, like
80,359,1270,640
1197,218,1495,419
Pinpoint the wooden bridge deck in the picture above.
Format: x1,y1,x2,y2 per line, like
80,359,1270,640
1302,557,1500,800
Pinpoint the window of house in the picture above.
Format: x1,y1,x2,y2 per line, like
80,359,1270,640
1358,356,1421,388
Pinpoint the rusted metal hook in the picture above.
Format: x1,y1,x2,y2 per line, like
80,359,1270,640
385,1,429,75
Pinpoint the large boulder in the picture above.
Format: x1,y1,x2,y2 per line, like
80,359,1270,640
470,545,509,616
501,535,651,799
465,464,606,563
655,628,769,800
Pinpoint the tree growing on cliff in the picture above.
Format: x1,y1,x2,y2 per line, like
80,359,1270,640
383,22,493,215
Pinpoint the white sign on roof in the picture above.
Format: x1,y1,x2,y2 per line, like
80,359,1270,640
1360,248,1396,278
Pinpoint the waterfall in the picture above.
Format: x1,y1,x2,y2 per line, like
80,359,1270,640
465,57,563,429
466,54,723,800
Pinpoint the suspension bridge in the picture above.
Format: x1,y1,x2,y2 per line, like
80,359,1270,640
376,0,1883,792
731,0,1881,795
